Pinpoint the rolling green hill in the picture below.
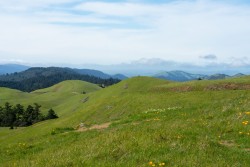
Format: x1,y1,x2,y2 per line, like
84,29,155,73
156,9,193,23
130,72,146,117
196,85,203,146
33,80,101,94
0,77,250,166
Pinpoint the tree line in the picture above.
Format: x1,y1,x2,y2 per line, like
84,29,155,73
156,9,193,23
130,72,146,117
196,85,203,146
0,102,58,129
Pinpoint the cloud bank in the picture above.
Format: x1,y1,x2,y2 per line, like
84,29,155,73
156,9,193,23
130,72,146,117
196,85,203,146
0,0,250,66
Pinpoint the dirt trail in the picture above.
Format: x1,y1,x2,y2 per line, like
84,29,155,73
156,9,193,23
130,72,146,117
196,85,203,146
219,140,235,147
244,148,250,152
77,122,111,132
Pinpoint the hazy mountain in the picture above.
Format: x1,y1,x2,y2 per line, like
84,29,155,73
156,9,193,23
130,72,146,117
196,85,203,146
74,69,111,79
232,73,245,78
205,74,230,80
81,58,186,76
78,58,250,76
154,71,207,81
111,74,128,80
0,64,29,75
153,71,244,81
74,69,127,80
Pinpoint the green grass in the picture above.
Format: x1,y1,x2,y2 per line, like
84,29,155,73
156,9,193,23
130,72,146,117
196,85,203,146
0,77,250,166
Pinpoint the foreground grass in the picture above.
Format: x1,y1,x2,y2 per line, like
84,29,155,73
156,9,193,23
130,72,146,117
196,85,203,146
0,77,250,166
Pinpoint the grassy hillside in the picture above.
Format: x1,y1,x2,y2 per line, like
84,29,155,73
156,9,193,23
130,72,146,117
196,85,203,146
0,77,250,166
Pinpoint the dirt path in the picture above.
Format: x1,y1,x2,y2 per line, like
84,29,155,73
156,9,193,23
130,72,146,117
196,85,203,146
76,122,111,132
244,148,250,152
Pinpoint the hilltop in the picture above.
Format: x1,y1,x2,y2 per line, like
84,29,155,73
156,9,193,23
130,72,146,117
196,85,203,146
0,77,250,166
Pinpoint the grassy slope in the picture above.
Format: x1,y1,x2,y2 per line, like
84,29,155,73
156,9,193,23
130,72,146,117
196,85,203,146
0,77,250,166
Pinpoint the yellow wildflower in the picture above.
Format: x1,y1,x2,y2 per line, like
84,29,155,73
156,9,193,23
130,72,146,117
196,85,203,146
159,162,165,166
242,121,249,125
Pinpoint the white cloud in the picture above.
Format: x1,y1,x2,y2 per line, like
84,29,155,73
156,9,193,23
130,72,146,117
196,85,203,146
36,12,123,24
0,0,250,66
75,2,161,17
226,57,250,67
0,0,75,8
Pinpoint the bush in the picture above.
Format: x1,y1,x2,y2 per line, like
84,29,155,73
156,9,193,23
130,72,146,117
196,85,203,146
46,109,58,119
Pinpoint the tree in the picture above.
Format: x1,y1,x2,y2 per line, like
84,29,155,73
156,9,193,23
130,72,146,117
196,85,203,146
24,105,34,126
2,102,16,129
8,108,17,129
3,102,11,126
33,103,42,123
14,104,24,126
46,109,58,119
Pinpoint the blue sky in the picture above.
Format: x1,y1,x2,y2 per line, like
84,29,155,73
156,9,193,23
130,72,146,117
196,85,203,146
0,0,250,67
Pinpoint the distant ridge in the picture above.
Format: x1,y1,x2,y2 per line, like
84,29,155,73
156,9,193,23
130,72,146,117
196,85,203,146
153,71,245,81
74,69,127,80
232,73,245,77
0,64,29,75
205,74,230,80
74,69,111,79
111,74,128,80
154,71,206,82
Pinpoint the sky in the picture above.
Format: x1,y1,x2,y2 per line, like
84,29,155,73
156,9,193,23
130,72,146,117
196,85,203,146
0,0,250,67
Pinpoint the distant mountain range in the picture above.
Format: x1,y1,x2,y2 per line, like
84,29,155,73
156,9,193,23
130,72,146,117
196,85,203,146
74,69,127,80
0,64,29,75
76,58,250,76
153,71,246,81
0,63,246,84
154,71,206,82
1,57,250,77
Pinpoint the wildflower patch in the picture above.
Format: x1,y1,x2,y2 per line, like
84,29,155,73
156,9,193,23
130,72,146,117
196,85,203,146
149,161,166,166
144,107,182,114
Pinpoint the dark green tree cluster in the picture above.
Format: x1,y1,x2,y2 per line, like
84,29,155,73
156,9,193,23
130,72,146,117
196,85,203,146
0,102,58,129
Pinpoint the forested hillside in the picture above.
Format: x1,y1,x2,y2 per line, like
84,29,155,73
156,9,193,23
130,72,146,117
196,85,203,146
0,67,120,92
